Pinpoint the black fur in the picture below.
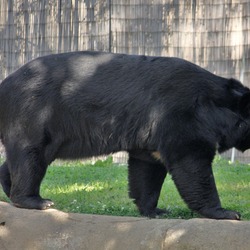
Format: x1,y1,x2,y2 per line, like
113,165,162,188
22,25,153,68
0,51,249,219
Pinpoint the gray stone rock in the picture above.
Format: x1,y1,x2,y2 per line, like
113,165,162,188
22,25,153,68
0,202,249,250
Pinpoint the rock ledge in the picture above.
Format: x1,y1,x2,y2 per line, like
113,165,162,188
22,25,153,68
0,202,250,250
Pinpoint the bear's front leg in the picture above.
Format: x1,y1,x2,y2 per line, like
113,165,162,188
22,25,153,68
128,151,168,217
169,153,241,220
0,161,11,197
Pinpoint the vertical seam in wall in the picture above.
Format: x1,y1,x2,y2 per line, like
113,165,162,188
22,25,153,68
109,0,112,52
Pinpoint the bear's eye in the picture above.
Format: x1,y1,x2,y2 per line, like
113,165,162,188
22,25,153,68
236,119,247,129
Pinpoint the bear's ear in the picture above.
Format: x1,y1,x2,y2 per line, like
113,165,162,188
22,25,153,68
228,78,245,96
239,92,250,117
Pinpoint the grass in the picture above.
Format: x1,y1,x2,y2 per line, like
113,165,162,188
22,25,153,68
0,156,249,220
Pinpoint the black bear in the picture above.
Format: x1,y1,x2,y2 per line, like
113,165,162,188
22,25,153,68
0,51,249,220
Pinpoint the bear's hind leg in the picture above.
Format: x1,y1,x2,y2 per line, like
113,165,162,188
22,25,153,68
0,161,11,197
128,151,167,217
7,144,54,210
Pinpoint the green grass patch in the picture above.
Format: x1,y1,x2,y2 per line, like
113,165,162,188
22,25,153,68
0,156,249,220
